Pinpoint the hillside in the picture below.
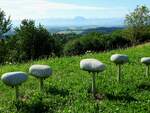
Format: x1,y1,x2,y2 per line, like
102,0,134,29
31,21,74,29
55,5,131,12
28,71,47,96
0,43,150,113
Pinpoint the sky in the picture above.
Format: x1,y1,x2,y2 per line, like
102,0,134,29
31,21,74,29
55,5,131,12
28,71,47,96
0,0,150,20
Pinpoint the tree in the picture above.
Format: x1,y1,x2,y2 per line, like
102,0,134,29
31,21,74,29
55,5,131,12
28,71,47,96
0,9,11,64
0,8,11,38
125,5,150,44
0,39,7,63
8,19,61,62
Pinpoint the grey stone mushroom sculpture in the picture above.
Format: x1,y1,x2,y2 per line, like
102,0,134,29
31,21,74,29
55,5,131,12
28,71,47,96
141,57,150,77
80,59,105,97
1,72,28,101
110,54,128,82
29,65,52,92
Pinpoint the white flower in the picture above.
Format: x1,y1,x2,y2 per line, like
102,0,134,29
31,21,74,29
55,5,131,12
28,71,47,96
1,72,28,86
29,65,52,78
80,59,105,72
141,57,150,65
110,54,128,64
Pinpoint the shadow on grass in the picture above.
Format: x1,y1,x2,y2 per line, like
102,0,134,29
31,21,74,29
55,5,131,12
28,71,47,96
105,93,137,102
15,98,50,113
15,89,69,113
88,87,137,102
46,86,69,97
137,82,150,91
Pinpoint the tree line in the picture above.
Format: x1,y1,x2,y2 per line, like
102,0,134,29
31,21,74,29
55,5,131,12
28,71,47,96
0,5,150,64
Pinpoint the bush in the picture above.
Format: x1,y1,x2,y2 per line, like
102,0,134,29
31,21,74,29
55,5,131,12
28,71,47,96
64,32,110,56
64,39,84,55
137,27,150,43
109,30,131,49
64,31,132,56
52,33,80,46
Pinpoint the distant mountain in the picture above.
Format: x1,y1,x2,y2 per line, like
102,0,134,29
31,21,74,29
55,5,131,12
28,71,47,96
9,17,125,35
12,17,124,27
73,16,86,21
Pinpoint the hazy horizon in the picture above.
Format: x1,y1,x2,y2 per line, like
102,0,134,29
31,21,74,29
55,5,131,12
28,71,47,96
12,17,125,27
1,0,149,27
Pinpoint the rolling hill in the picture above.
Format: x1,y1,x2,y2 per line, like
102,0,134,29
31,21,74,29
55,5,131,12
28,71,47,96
0,43,150,113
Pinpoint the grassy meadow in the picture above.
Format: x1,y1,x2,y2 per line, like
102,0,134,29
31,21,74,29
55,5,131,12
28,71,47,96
0,43,150,113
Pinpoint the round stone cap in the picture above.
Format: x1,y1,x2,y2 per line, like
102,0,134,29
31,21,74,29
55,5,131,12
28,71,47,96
141,57,150,65
29,65,52,78
110,54,128,64
1,72,28,86
80,59,105,72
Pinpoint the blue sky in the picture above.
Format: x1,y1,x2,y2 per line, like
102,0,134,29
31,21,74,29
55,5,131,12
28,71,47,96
0,0,150,20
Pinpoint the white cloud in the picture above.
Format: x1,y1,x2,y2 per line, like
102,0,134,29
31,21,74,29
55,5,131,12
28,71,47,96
0,0,127,20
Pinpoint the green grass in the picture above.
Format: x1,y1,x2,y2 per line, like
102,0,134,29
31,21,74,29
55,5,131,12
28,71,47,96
0,43,150,113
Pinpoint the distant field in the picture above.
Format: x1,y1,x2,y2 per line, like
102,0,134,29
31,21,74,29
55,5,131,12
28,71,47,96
56,27,124,34
5,26,124,37
0,43,150,113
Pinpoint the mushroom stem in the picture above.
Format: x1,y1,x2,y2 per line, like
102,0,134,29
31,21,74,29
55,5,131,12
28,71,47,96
117,64,121,82
92,72,96,97
146,65,149,77
39,78,44,92
15,86,19,101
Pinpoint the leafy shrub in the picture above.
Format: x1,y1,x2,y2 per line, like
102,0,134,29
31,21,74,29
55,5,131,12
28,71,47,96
64,31,132,56
64,32,110,55
64,39,84,55
52,33,80,46
109,30,131,49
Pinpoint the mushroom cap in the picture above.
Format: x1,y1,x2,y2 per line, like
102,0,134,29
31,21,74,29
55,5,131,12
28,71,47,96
141,57,150,65
80,59,105,72
110,54,128,64
29,65,52,78
1,72,28,86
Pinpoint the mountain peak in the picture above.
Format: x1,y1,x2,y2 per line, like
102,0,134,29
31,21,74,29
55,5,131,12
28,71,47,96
74,16,86,21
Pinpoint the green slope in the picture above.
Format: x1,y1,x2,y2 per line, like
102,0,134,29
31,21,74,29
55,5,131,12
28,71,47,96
0,43,150,113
